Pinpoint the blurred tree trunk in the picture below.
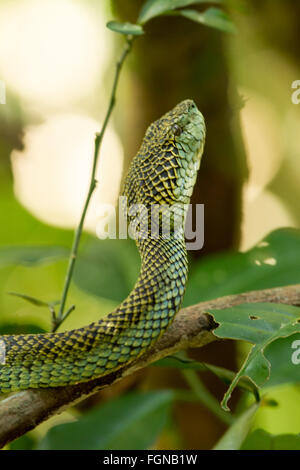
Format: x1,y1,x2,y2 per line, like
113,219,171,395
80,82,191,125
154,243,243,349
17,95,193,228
112,1,248,254
112,0,248,450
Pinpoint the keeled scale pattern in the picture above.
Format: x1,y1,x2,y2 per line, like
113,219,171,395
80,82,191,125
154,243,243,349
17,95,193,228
0,99,205,393
0,237,187,392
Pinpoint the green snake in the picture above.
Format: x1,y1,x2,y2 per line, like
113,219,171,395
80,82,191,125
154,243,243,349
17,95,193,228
0,99,205,393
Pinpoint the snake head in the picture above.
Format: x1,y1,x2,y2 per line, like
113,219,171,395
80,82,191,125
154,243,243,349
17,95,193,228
123,99,205,209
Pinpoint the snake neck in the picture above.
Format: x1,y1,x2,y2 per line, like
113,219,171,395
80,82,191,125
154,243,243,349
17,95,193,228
109,235,188,333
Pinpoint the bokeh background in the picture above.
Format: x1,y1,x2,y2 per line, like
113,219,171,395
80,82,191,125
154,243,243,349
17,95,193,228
0,0,300,450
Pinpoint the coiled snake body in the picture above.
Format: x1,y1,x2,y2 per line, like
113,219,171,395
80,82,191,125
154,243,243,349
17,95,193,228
0,100,205,393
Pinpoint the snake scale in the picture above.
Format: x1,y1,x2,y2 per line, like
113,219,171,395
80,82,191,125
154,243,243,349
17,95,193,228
0,99,205,393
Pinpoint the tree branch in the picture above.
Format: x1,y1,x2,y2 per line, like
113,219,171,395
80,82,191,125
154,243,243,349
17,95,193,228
1,283,300,448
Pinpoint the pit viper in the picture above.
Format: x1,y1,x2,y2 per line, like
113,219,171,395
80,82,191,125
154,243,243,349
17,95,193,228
0,99,205,393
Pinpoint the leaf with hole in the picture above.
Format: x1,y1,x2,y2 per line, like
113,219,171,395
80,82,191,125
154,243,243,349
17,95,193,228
208,302,300,410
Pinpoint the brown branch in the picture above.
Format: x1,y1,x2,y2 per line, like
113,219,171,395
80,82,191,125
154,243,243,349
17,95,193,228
1,283,300,448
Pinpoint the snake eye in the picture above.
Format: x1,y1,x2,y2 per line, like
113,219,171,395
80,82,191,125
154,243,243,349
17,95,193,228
172,124,182,136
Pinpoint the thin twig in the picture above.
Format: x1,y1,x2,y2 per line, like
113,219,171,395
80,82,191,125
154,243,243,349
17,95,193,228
1,283,300,447
53,36,134,331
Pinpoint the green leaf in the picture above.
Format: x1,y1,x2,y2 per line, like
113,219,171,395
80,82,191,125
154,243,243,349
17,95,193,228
213,402,260,450
138,0,223,24
176,7,237,34
241,429,300,450
0,245,68,267
0,323,46,335
208,303,300,410
264,333,300,388
8,291,59,308
184,228,300,306
73,237,140,303
38,391,174,450
0,175,73,329
154,355,259,396
106,21,144,36
9,434,36,450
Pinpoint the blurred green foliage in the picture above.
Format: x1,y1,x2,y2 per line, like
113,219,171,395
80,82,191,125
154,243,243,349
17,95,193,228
74,237,139,303
38,390,174,450
0,0,299,452
184,229,300,305
241,428,300,450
